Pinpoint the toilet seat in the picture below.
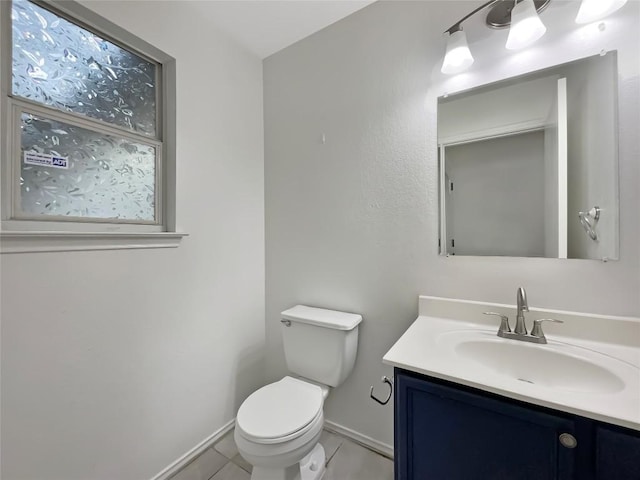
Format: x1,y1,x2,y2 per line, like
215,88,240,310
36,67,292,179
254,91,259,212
236,376,323,445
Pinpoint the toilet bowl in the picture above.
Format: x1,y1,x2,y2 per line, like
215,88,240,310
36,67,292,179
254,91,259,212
235,377,328,480
235,305,362,480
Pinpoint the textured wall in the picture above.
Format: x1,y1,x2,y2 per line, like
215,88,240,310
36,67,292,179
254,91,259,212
264,0,639,448
1,2,265,479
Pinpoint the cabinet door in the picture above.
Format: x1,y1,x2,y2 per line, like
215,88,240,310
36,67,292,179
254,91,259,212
595,425,640,480
395,371,578,480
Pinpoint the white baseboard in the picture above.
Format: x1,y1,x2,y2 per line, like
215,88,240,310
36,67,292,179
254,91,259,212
149,419,235,480
149,417,392,480
324,420,394,460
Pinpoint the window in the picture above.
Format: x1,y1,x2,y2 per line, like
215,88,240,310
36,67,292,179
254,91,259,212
1,0,182,251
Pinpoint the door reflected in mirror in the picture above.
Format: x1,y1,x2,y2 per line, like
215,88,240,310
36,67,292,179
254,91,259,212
438,52,618,260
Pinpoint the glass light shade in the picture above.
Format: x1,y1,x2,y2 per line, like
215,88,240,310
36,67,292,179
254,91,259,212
441,30,474,75
575,0,627,24
506,0,547,50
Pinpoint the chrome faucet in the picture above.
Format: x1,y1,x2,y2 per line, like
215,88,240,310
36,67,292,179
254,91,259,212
515,287,529,335
483,287,563,344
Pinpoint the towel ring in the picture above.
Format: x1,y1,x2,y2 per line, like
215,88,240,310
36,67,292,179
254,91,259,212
370,376,393,405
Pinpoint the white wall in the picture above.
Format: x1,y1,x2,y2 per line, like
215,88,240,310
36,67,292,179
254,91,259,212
445,131,546,257
264,0,639,449
1,2,265,479
566,53,618,259
438,75,557,143
543,90,561,258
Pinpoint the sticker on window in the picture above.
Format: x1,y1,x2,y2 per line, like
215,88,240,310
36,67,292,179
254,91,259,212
23,151,69,169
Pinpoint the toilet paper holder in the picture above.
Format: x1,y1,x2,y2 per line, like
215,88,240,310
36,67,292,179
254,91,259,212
370,376,393,405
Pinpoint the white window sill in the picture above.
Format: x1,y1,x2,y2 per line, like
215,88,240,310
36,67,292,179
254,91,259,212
0,231,188,254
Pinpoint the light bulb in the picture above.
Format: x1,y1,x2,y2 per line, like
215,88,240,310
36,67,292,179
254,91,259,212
441,29,474,75
506,0,547,50
575,0,627,24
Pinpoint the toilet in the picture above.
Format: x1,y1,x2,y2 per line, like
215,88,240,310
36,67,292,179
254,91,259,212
235,305,362,480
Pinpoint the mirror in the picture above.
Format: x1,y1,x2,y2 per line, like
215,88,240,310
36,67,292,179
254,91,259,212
438,52,618,261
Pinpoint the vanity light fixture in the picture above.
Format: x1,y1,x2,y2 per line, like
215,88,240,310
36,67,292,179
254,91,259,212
441,27,475,75
441,0,550,75
505,0,547,50
575,0,627,24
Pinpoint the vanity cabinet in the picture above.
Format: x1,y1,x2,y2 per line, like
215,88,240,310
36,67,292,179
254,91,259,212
595,426,640,480
394,369,640,480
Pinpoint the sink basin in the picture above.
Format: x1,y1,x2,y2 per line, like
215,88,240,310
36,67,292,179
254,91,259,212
439,331,636,394
383,298,640,430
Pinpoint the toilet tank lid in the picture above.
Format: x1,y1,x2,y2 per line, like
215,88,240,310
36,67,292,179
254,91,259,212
281,305,362,331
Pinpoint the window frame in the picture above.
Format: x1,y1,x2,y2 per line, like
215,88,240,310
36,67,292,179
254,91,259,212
0,0,183,251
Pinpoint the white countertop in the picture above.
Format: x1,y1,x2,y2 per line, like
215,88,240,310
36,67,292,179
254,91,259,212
383,296,640,431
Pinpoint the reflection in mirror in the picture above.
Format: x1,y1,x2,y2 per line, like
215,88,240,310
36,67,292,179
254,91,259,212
438,52,618,260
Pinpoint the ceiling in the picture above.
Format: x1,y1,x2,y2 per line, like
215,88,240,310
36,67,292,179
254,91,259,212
191,0,376,59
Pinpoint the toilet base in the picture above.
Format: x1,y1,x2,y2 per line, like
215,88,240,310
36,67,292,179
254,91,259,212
300,443,326,480
250,443,326,480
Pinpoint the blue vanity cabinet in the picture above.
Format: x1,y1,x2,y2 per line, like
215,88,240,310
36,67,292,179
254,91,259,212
395,368,640,480
595,425,640,480
394,368,640,479
394,369,579,479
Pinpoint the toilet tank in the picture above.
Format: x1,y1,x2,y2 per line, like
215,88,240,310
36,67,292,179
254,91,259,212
281,305,362,387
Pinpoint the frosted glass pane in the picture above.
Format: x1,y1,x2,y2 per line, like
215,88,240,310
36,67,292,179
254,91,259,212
20,113,156,221
11,0,156,136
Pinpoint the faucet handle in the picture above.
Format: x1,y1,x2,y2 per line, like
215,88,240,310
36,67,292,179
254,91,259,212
483,312,511,334
531,318,564,339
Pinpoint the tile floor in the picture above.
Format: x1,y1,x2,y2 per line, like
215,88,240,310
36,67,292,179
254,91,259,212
170,428,394,480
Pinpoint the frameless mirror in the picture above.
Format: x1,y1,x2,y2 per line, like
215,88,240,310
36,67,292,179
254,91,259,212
438,52,618,260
